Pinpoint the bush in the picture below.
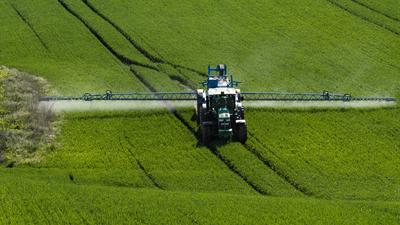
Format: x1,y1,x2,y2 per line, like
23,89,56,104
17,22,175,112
0,66,55,163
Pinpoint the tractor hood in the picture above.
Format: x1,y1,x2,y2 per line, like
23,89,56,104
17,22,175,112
218,107,231,119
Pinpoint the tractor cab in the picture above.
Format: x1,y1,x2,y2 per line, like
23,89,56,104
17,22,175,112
208,89,236,114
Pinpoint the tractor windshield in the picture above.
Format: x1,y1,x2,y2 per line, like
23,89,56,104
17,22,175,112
210,94,235,112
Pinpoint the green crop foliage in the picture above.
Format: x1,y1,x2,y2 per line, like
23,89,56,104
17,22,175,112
1,169,400,224
1,0,400,223
61,0,150,66
247,108,400,200
39,110,256,194
357,0,400,21
177,108,303,197
0,0,146,95
131,65,185,92
329,0,400,35
89,0,400,95
2,108,400,223
3,0,400,96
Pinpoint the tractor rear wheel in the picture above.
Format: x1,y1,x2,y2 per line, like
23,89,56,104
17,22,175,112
235,123,247,143
196,97,202,124
201,124,211,144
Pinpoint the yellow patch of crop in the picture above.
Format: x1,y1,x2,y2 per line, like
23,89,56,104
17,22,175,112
0,67,9,78
0,67,7,115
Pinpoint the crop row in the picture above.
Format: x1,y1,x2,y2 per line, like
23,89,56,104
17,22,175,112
177,109,303,197
4,0,400,96
80,0,206,78
327,0,400,35
246,107,400,200
355,0,400,22
52,2,290,196
1,0,147,95
36,108,314,197
1,168,400,224
60,0,203,92
3,0,400,96
88,0,400,96
39,110,257,194
50,1,279,195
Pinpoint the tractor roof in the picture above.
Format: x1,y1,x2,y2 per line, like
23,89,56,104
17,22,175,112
207,87,237,96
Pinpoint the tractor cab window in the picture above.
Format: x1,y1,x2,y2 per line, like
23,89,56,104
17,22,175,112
226,95,235,110
210,94,235,112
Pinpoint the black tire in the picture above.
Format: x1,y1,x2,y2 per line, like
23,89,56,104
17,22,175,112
201,124,211,144
196,95,202,124
196,106,201,124
235,123,247,143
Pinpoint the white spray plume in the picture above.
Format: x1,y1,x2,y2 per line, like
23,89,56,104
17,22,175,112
39,100,396,113
244,100,396,108
39,100,195,113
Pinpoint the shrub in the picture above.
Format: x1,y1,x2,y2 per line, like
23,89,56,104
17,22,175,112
0,66,55,163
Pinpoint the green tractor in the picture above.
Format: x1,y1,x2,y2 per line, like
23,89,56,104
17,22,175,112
196,64,247,144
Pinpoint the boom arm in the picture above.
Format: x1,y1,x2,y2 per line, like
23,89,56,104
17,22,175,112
240,91,396,102
40,90,396,102
40,91,197,101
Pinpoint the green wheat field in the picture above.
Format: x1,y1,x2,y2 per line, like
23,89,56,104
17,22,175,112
0,0,400,224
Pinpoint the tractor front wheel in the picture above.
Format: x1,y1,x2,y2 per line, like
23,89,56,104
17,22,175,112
235,123,247,143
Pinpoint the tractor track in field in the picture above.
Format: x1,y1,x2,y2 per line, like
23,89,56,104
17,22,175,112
131,65,196,90
81,0,206,78
206,143,269,195
57,0,139,65
135,159,164,190
59,0,268,195
171,112,269,195
59,0,197,90
129,69,157,92
57,0,160,70
350,0,400,24
243,133,313,196
9,3,49,51
326,0,400,36
81,0,162,64
120,136,164,190
130,68,267,195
